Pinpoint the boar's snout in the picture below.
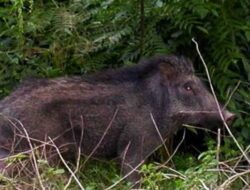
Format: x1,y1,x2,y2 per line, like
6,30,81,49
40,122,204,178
223,110,236,123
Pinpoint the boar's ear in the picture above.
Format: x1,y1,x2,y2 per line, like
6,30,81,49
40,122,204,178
159,61,178,81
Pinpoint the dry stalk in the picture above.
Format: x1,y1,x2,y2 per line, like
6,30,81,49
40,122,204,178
48,137,85,190
233,145,250,170
159,164,186,179
216,128,221,184
0,141,72,164
64,115,84,190
120,141,131,176
63,146,81,190
163,173,185,180
192,38,250,164
6,117,45,190
199,179,210,190
150,113,174,166
162,129,186,167
218,169,250,189
105,160,145,190
218,162,249,186
183,124,226,136
223,80,241,110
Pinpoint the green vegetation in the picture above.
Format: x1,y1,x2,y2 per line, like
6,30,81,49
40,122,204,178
0,0,249,189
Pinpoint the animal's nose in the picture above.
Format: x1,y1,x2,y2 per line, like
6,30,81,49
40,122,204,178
223,110,236,123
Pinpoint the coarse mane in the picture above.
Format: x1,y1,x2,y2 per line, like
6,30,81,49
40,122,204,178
85,55,194,84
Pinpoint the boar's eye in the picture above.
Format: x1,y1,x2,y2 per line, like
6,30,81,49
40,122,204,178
185,86,192,91
183,83,193,92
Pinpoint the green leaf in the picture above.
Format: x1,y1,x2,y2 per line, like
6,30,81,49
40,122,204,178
245,31,250,41
196,26,208,34
53,169,65,175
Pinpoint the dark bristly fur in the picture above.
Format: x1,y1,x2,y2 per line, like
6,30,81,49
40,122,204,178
87,55,194,83
0,55,232,187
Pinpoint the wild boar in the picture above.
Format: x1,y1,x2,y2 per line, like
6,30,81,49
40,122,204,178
0,55,234,185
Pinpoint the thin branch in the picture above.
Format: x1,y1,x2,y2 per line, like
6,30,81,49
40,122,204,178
49,137,85,190
162,129,186,166
64,115,84,190
159,164,186,179
105,160,145,190
192,38,250,164
218,170,250,189
120,141,131,176
233,145,250,170
223,80,241,110
150,113,174,166
199,179,210,190
216,128,221,185
163,173,185,180
8,118,45,190
64,146,81,190
218,162,249,186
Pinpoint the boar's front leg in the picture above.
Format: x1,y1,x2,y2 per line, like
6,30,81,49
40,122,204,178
118,141,143,186
117,129,161,187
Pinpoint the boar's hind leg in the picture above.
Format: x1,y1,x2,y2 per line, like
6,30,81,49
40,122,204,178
0,149,9,171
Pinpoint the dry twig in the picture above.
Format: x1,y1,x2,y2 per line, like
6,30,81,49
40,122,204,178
192,38,250,164
64,115,84,190
150,113,175,166
49,137,85,190
105,160,145,190
6,118,45,190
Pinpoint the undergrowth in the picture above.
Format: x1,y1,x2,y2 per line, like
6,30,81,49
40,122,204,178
0,141,249,189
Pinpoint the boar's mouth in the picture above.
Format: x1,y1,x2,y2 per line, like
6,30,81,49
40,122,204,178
173,110,235,128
